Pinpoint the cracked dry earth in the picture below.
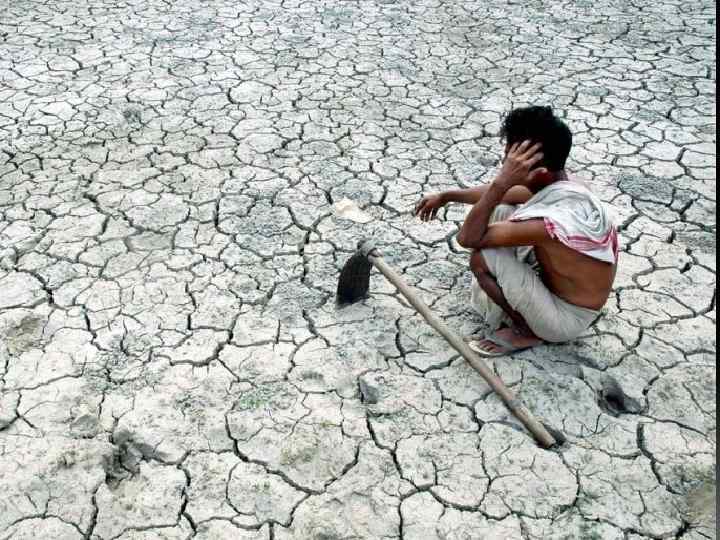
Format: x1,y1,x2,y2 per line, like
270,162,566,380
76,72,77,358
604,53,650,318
0,1,716,539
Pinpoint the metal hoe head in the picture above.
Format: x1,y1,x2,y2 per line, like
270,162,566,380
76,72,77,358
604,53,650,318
336,240,377,305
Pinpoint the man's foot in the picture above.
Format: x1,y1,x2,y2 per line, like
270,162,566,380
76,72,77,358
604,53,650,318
468,327,544,357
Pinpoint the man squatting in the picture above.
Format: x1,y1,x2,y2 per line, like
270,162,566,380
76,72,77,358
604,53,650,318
415,106,618,356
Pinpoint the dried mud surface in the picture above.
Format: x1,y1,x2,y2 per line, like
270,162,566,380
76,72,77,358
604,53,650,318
0,1,716,539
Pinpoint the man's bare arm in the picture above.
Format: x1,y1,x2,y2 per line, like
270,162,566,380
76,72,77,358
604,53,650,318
415,185,533,222
473,220,550,249
442,185,533,205
456,182,509,249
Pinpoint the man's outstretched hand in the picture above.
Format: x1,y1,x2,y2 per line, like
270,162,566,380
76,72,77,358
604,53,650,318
415,193,446,221
496,140,546,188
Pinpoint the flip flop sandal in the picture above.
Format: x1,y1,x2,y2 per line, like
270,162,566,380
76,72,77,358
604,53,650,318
468,333,535,358
463,325,511,344
463,333,485,344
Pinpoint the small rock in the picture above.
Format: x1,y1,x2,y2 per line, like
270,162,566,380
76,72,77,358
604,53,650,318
358,377,380,404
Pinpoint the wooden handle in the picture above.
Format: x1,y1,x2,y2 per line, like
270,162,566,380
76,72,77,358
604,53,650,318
369,253,557,448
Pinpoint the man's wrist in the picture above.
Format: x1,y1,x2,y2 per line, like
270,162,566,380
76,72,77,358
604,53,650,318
489,178,513,195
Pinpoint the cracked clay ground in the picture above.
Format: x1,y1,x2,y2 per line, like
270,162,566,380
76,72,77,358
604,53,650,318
0,1,716,539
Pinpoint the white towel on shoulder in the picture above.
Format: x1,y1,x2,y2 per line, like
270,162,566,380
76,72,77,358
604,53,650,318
510,181,619,264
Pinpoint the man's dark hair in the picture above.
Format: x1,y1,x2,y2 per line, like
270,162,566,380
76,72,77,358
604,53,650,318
499,106,572,171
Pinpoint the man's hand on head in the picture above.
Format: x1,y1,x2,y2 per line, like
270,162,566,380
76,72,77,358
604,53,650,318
496,140,546,189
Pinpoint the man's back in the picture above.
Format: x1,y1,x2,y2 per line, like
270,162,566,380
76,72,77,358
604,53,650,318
534,238,616,310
